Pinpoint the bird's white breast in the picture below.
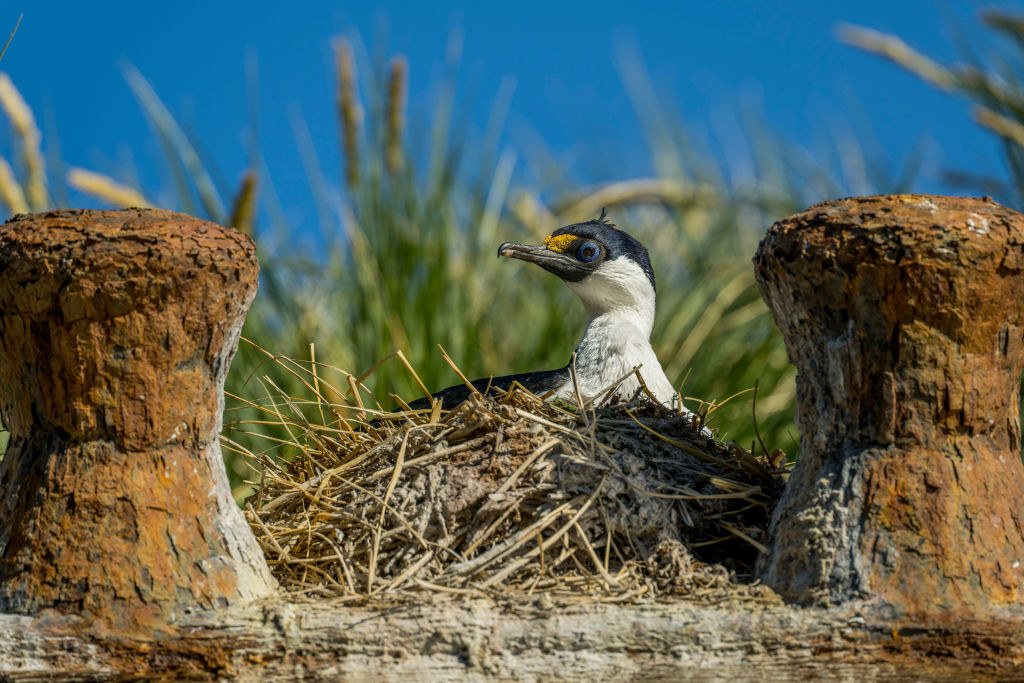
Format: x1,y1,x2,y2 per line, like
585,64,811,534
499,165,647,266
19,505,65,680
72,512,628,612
559,257,678,405
561,314,678,403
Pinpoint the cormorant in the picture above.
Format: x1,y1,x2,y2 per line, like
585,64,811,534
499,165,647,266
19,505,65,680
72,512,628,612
408,213,699,418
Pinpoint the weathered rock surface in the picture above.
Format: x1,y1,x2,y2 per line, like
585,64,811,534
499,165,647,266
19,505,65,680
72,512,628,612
1,597,1023,680
754,194,1024,616
0,209,276,630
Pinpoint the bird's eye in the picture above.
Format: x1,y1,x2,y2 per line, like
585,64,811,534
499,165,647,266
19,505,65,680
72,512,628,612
577,241,600,262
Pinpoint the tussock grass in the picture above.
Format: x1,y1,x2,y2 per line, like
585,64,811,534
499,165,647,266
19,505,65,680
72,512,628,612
15,8,1008,484
215,35,820,497
840,11,1024,206
229,342,787,600
0,42,854,491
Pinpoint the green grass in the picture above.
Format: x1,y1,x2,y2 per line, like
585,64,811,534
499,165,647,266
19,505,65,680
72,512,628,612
9,13,1018,496
218,40,820,496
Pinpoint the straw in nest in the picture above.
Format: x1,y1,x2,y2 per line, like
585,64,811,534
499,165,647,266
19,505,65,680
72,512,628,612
226,344,788,602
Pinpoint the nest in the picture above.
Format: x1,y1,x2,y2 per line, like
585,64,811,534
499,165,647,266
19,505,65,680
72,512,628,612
234,362,787,602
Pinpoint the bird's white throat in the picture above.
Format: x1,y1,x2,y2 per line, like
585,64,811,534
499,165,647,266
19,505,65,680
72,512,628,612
561,257,678,404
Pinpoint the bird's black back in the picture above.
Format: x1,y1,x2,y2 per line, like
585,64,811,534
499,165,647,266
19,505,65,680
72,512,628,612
405,366,569,411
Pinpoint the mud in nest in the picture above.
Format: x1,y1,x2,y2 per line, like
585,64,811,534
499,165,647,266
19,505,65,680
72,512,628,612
233,364,788,603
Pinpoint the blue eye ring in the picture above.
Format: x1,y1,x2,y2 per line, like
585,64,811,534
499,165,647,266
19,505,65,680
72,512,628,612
577,241,600,263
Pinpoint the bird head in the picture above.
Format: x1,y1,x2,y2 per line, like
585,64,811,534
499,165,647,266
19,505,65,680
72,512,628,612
497,212,656,323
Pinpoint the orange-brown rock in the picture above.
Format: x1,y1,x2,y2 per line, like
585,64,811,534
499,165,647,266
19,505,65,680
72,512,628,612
0,209,276,629
754,194,1024,617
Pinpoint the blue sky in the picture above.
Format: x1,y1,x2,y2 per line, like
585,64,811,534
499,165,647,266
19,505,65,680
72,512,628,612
0,1,1020,230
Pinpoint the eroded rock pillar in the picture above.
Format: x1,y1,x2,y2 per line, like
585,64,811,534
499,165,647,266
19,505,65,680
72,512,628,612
755,194,1024,616
0,208,276,628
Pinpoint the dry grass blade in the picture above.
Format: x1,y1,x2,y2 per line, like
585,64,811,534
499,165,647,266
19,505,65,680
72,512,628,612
438,344,480,396
623,407,728,467
123,64,225,221
0,156,27,214
229,170,258,235
492,438,559,495
975,106,1024,148
447,498,578,579
480,488,601,588
67,168,150,208
572,522,618,588
720,521,770,555
0,72,47,210
554,178,717,220
835,23,959,92
368,429,413,592
0,14,22,63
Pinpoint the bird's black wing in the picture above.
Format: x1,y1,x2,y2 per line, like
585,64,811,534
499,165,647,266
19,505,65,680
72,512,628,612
404,366,569,411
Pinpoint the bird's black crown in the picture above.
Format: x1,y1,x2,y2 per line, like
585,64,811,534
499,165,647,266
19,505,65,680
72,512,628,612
547,212,656,292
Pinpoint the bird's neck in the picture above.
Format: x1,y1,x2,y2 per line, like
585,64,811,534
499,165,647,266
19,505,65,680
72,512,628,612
562,259,674,402
568,298,676,403
565,268,657,338
581,304,654,340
